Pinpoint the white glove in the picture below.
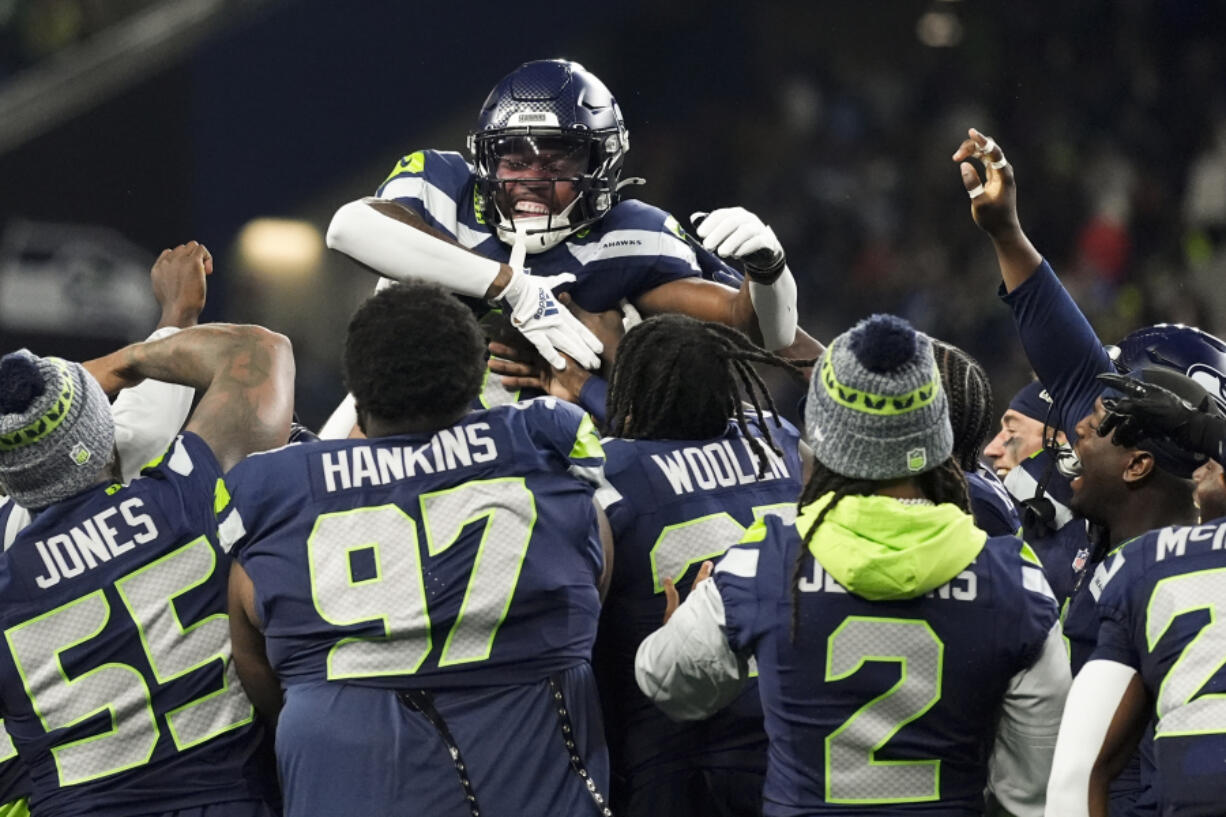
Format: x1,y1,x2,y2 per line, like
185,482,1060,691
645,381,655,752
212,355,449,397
499,229,603,371
691,207,786,282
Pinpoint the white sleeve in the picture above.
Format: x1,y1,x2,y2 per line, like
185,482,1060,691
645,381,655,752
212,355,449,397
111,326,194,482
988,621,1072,817
634,578,750,721
748,265,799,351
2,498,32,551
326,198,502,297
319,393,359,441
1044,659,1138,817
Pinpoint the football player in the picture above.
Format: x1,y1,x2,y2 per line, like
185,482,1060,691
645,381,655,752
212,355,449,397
223,282,615,817
0,243,204,816
324,58,818,424
957,127,1226,815
588,314,808,816
0,242,293,817
635,314,1070,817
1045,371,1226,816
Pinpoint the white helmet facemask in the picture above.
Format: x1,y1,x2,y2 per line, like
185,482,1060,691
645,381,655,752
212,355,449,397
493,195,582,254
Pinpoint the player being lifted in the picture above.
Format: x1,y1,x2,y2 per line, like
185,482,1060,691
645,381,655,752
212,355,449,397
224,282,615,817
324,58,818,424
0,242,293,817
634,314,1071,817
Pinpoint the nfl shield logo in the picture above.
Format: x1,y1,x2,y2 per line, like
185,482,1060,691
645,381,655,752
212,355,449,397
1072,548,1090,573
907,447,927,472
70,442,91,466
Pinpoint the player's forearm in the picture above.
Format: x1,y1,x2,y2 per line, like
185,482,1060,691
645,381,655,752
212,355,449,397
327,198,512,298
748,264,799,351
115,324,289,393
111,328,195,481
989,226,1043,293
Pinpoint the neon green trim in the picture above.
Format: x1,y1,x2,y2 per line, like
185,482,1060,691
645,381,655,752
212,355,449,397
381,151,424,186
649,512,744,594
140,443,169,473
0,798,29,817
0,360,74,451
104,484,121,496
739,517,770,545
1019,541,1042,567
214,478,231,515
800,493,985,600
570,414,605,461
472,186,486,225
818,341,941,417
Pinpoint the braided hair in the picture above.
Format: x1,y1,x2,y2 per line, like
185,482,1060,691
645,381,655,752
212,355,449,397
788,456,970,640
930,339,994,473
606,314,809,475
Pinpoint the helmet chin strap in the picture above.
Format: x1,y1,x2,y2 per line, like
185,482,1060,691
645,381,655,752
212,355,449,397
495,196,582,254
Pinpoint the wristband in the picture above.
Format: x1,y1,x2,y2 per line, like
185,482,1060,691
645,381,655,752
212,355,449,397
744,254,787,285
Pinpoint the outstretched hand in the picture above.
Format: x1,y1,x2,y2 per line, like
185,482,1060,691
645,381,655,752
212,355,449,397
152,241,211,329
952,128,1022,240
662,560,715,625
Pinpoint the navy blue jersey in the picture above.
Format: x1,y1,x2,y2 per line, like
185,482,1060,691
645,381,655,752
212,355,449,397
376,149,737,313
377,149,745,411
716,512,1058,816
1005,450,1089,607
224,400,611,816
595,415,803,804
967,465,1020,538
0,434,272,817
1088,519,1226,817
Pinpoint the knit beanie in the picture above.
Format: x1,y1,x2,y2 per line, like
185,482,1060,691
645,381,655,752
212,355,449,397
805,314,953,480
0,350,115,509
1008,380,1054,424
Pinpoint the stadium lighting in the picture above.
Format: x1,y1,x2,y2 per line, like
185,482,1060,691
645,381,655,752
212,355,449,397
916,11,964,47
236,218,324,281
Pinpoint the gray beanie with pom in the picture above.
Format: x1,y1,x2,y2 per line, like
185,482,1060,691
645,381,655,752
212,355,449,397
804,314,953,480
0,350,115,509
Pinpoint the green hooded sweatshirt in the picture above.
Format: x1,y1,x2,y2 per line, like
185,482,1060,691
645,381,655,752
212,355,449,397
799,492,987,601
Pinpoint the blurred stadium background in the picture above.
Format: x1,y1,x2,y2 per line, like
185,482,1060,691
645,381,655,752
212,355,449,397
2,0,1225,428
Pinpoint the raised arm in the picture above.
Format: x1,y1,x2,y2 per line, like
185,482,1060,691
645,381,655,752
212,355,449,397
87,245,295,472
955,129,1111,437
106,240,212,478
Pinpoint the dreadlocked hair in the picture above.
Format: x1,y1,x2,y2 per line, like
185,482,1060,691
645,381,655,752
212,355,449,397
931,339,994,473
789,456,970,641
606,314,808,475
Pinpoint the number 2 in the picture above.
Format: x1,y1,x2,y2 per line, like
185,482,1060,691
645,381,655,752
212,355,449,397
824,617,944,805
1146,567,1226,738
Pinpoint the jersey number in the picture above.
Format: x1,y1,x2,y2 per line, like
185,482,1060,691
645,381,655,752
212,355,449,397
307,478,535,679
1146,567,1226,737
649,503,795,593
3,538,252,786
824,616,944,804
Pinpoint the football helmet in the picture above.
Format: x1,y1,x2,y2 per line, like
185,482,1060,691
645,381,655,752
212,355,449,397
467,59,629,253
1106,323,1226,410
